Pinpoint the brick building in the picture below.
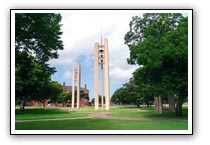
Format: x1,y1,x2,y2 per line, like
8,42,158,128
63,82,90,106
26,82,90,107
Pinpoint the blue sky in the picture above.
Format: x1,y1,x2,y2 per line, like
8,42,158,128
49,11,188,100
49,11,139,100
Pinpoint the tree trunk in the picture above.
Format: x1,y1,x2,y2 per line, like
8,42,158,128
158,96,163,114
20,99,25,112
175,96,183,117
154,96,163,114
168,95,175,113
154,96,159,113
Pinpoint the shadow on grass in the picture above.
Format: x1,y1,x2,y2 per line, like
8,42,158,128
109,107,188,118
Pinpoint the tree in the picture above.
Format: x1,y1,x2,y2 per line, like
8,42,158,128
47,81,63,104
161,17,188,116
111,76,154,108
124,13,188,116
80,90,89,100
15,13,63,65
15,13,64,110
91,95,105,106
15,55,52,108
57,93,71,107
111,79,136,106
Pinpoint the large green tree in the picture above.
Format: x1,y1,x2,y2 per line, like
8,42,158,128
111,77,153,107
47,81,63,104
15,13,64,110
124,13,188,116
15,13,63,73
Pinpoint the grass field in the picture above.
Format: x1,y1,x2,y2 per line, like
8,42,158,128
15,106,188,130
109,107,188,118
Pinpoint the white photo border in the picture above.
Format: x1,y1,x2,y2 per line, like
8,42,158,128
10,9,193,135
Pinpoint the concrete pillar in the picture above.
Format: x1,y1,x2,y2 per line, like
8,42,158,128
77,64,81,109
104,38,110,110
71,69,75,109
101,67,104,110
94,42,99,110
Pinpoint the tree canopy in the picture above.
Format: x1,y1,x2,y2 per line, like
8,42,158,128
112,13,188,116
15,13,64,105
15,13,63,73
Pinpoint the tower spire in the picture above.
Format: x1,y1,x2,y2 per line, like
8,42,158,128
94,24,110,110
100,21,103,47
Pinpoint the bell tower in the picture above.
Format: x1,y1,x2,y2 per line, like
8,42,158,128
94,38,110,110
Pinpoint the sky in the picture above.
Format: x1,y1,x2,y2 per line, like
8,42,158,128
49,11,140,100
49,10,188,100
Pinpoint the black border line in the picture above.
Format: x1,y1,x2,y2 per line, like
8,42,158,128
10,9,193,135
192,9,194,135
10,9,12,136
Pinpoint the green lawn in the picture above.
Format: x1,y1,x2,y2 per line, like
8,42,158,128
16,118,187,130
15,107,92,120
15,106,188,130
108,107,188,118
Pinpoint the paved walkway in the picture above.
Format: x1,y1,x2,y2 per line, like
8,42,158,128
16,112,187,122
88,112,187,121
15,117,93,123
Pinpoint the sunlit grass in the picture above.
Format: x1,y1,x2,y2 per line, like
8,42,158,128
16,118,187,130
15,106,188,130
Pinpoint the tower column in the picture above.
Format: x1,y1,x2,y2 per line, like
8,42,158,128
77,64,81,109
104,38,110,110
94,42,99,110
71,69,75,109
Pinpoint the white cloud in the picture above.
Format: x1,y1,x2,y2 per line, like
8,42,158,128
63,70,72,80
49,11,140,87
110,65,138,84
